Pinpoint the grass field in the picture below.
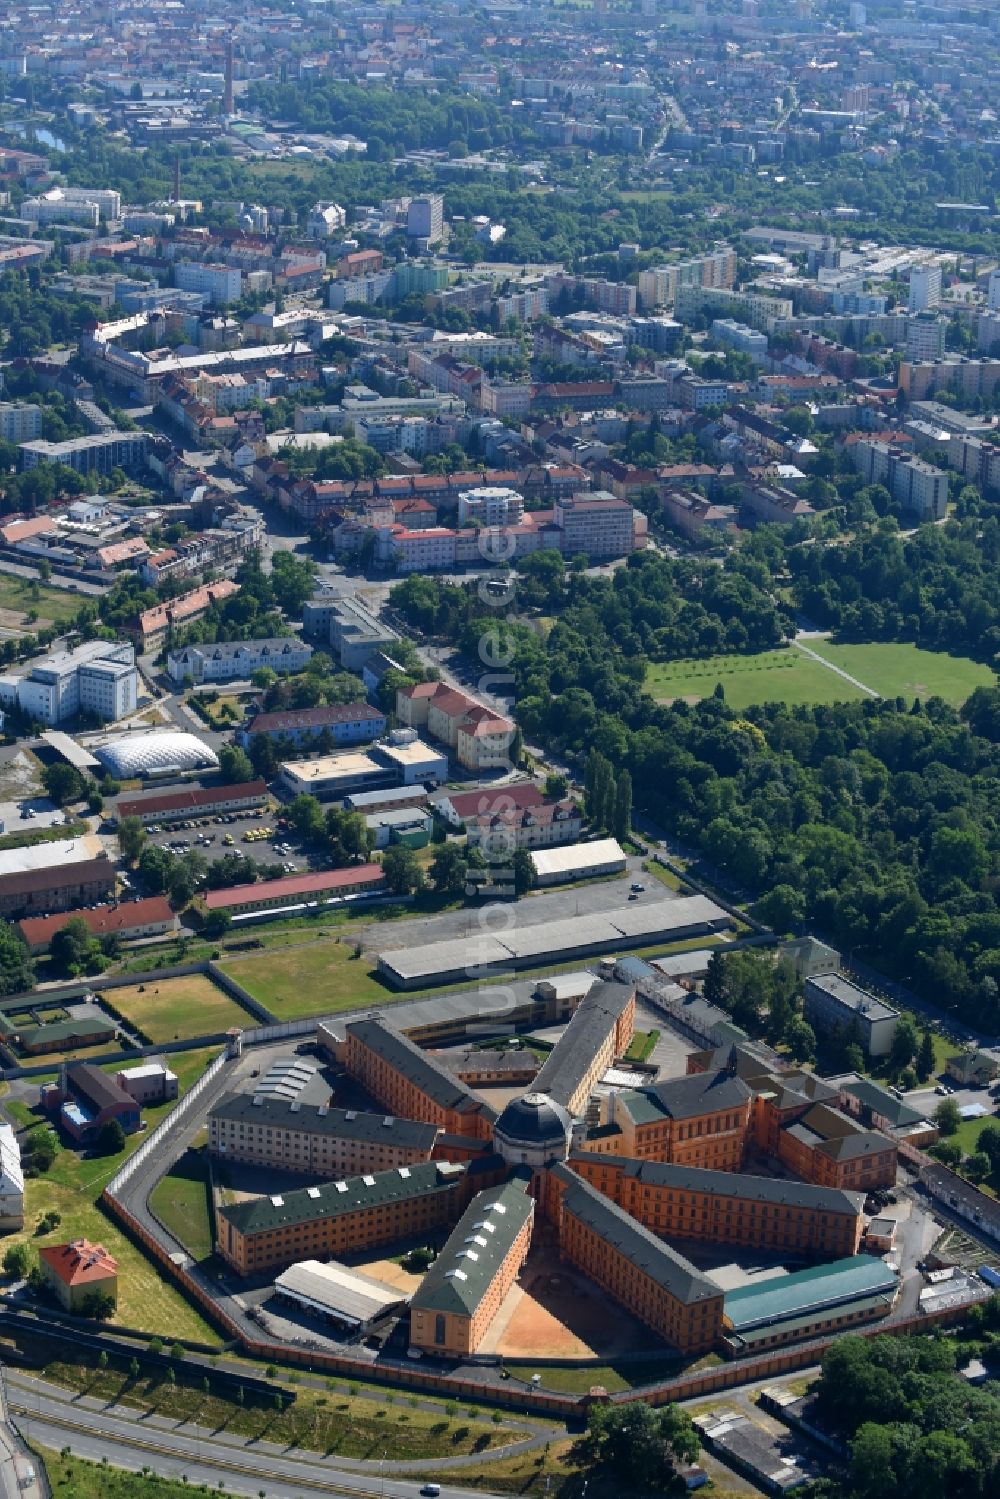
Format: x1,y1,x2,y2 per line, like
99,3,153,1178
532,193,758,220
147,1145,214,1261
102,974,253,1042
805,640,995,706
0,573,86,627
220,936,395,1019
646,641,995,711
35,1451,197,1499
646,648,866,709
4,1048,222,1343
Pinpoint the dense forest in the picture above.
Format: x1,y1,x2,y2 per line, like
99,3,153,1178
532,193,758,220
391,546,1000,1032
808,1328,1000,1499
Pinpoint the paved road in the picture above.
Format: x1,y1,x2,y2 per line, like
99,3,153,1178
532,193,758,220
9,1372,507,1499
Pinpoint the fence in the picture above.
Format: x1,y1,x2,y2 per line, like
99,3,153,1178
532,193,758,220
106,1048,230,1194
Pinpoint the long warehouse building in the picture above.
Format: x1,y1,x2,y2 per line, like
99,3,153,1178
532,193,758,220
376,896,731,989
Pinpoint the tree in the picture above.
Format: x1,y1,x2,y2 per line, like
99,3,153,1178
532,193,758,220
0,921,35,997
544,772,568,799
965,1150,991,1183
3,1243,34,1279
752,883,804,933
613,768,632,841
512,847,534,896
888,1015,919,1075
977,1119,1000,1169
97,1119,126,1156
50,917,97,977
203,908,233,939
218,745,255,784
916,1029,936,1083
80,1290,116,1320
41,762,85,805
381,844,425,895
26,1127,56,1172
118,815,147,864
429,843,468,898
785,1017,817,1063
934,1097,961,1135
584,1401,698,1492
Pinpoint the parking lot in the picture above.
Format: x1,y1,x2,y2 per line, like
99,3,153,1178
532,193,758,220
142,808,310,873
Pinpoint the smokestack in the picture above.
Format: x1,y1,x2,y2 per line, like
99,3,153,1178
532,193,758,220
224,40,234,117
173,155,180,203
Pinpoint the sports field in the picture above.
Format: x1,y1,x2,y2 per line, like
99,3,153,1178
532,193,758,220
646,641,994,710
646,648,866,709
102,975,252,1042
806,640,995,705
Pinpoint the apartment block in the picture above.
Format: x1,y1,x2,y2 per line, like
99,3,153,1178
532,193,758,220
803,972,899,1058
166,636,313,686
397,681,514,773
175,262,243,305
19,430,147,476
637,246,737,310
568,1154,864,1259
238,702,386,749
497,286,549,324
216,1159,467,1275
208,1093,438,1177
849,439,949,521
0,859,115,919
344,1018,496,1141
552,492,638,559
407,195,444,246
899,357,1000,402
0,403,42,441
908,265,942,313
409,1181,533,1357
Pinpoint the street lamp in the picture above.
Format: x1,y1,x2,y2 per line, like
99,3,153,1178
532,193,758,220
380,1448,387,1499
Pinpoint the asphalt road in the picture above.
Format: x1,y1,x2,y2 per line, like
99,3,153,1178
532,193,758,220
9,1372,503,1499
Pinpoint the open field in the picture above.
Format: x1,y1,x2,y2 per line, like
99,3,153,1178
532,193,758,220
647,641,994,711
35,1451,201,1499
2,1048,222,1343
805,640,995,706
101,974,252,1042
148,1145,214,1260
646,647,866,709
0,573,87,627
220,936,396,1018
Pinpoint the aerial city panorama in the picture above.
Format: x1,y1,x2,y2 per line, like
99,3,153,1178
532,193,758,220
0,0,999,1495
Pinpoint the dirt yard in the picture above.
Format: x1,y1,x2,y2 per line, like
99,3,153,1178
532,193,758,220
484,1248,660,1358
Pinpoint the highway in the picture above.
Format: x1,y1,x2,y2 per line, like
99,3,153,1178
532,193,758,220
8,1372,504,1499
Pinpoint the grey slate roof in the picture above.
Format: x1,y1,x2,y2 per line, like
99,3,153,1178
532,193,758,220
410,1180,533,1318
551,1164,722,1308
533,979,634,1109
568,1152,865,1217
218,1159,466,1238
619,1069,752,1126
347,1017,496,1119
209,1091,439,1151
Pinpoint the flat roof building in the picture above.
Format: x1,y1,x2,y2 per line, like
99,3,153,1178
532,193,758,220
530,837,627,886
804,973,898,1058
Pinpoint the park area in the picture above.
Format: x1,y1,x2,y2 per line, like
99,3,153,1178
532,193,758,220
0,1047,223,1343
100,974,253,1043
646,640,994,711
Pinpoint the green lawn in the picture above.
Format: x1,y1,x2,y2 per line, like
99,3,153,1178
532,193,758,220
3,1047,223,1344
147,1145,214,1261
646,641,995,711
101,975,254,1042
36,1451,198,1499
805,640,995,707
220,935,399,1019
0,573,87,627
645,648,867,709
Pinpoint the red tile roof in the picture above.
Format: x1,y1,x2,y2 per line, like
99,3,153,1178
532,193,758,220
202,863,384,911
117,781,267,819
39,1239,118,1287
443,784,545,819
19,897,175,949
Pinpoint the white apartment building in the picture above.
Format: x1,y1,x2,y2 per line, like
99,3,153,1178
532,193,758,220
407,195,444,245
0,1123,23,1231
908,265,942,314
481,381,532,419
21,192,100,228
638,246,737,309
905,314,948,362
175,262,243,306
457,486,525,527
377,526,457,573
0,402,42,441
307,201,346,238
711,318,768,362
497,287,549,324
553,492,637,558
978,309,1000,354
850,439,949,522
989,269,1000,313
0,640,137,726
166,637,314,686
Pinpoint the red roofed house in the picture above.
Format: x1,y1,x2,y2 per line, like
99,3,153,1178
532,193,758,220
38,1239,118,1313
18,897,178,955
434,781,546,829
397,682,514,772
201,863,385,918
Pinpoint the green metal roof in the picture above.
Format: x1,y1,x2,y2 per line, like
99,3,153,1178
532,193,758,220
217,1159,465,1238
726,1292,896,1349
410,1180,533,1318
723,1255,898,1333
